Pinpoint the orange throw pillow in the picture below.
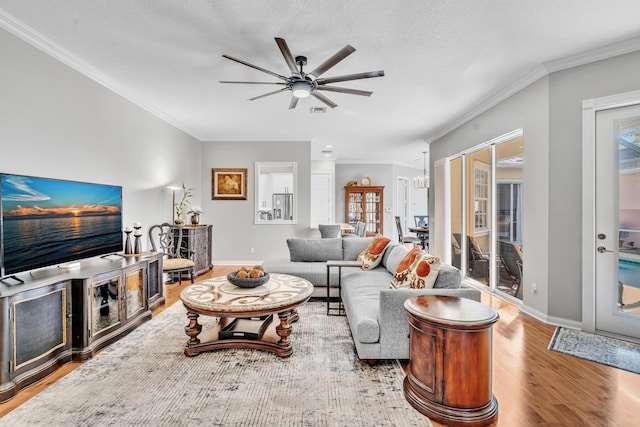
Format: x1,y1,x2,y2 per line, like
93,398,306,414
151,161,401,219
390,247,441,289
357,236,392,270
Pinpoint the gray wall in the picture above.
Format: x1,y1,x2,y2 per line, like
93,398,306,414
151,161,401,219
200,140,312,263
546,51,640,322
0,28,201,253
336,163,394,237
430,49,640,324
335,163,424,238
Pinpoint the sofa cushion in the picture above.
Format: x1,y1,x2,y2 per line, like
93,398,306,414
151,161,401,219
390,247,441,289
382,244,409,274
341,269,392,343
432,263,462,289
357,236,392,270
342,236,373,261
287,238,343,262
260,259,339,287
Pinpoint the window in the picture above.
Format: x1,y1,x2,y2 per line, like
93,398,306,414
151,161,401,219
474,162,489,233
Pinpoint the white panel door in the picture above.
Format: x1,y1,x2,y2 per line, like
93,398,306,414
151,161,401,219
595,103,640,339
396,177,411,239
310,172,331,226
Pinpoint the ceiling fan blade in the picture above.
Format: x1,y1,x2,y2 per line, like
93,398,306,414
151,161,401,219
310,91,338,109
316,86,373,97
309,45,356,77
248,88,288,101
275,38,299,75
219,81,286,85
222,54,289,81
316,70,385,85
288,97,299,110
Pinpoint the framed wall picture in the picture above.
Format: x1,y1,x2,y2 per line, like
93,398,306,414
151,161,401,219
212,168,247,200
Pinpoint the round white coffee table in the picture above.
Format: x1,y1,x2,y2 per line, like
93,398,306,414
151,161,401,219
180,273,313,358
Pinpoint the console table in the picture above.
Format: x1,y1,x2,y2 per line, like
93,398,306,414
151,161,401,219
403,295,499,426
171,225,213,277
0,252,163,402
325,260,360,316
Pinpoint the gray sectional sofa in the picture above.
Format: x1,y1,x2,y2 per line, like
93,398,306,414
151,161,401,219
261,237,481,362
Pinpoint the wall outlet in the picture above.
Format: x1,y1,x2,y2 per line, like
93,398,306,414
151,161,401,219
250,247,255,253
532,283,537,293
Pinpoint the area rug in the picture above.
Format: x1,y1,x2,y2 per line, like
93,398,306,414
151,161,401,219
0,301,431,427
548,327,640,374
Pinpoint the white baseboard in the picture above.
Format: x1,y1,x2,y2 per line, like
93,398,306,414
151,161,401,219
519,304,583,330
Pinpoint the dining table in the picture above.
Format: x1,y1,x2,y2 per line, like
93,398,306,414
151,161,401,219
408,226,429,250
338,223,355,236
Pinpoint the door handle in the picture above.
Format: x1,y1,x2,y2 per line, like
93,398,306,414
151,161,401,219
597,246,613,253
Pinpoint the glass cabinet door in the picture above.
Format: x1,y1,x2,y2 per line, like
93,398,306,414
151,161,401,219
345,186,384,235
91,276,121,336
125,267,145,318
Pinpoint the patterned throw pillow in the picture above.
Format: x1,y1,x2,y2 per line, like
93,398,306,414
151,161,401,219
357,236,392,270
390,247,441,289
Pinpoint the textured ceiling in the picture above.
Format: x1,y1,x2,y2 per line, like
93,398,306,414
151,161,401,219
1,0,640,168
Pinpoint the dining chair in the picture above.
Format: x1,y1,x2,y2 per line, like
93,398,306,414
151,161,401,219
319,224,341,238
414,215,429,227
149,223,195,284
354,221,367,237
395,216,421,247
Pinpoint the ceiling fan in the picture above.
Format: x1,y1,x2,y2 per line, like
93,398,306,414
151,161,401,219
220,37,384,109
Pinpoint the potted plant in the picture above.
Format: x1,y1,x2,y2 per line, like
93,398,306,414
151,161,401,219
188,205,204,225
175,183,192,225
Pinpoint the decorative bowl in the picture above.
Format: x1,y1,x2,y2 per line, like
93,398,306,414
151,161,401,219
227,271,270,288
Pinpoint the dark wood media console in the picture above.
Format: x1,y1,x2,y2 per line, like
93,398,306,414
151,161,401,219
0,252,164,402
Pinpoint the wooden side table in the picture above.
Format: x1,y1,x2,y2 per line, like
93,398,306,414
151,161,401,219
403,295,499,426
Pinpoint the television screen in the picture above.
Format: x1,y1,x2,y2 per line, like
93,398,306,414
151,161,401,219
1,173,122,276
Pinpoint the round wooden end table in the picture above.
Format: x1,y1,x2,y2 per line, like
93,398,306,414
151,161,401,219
403,295,500,427
180,273,313,358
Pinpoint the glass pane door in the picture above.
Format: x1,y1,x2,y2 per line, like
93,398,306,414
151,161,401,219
496,137,524,300
447,131,524,300
466,148,491,287
450,157,463,271
595,105,640,339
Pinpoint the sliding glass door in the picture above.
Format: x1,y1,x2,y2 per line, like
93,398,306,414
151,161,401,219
448,131,524,301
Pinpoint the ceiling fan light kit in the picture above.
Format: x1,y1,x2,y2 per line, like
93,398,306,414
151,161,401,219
291,80,311,98
221,37,384,109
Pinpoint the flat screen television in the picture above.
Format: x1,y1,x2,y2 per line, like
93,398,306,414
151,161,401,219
0,173,122,277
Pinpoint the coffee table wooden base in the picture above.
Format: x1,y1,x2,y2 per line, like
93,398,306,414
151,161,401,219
184,309,299,358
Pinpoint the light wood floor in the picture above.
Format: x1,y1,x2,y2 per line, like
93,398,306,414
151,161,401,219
1,265,639,426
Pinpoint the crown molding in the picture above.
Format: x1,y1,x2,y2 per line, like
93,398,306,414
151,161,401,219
335,159,421,169
544,35,640,74
0,10,200,140
425,64,548,144
426,36,640,144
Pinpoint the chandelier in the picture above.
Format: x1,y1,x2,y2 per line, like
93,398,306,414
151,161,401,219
413,151,429,189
